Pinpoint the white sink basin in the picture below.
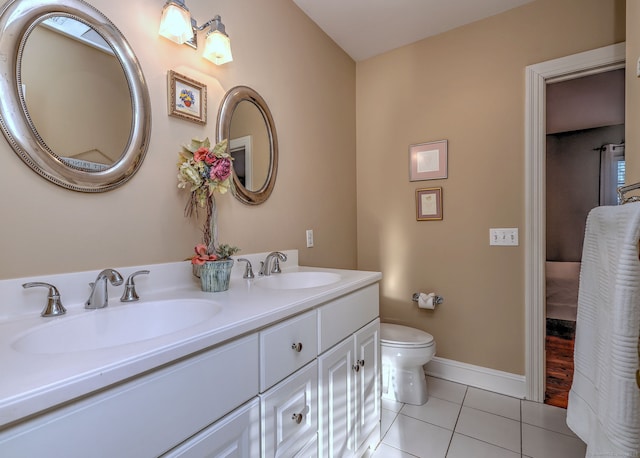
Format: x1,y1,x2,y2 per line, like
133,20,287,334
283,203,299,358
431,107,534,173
255,272,341,290
11,299,221,354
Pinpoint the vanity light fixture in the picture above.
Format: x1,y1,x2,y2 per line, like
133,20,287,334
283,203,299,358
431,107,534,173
158,0,233,65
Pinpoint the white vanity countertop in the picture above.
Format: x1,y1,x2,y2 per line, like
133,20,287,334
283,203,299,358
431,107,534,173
0,251,381,429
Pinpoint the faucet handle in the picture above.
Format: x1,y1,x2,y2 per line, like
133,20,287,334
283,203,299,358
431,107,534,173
22,282,67,317
237,259,255,279
120,270,150,302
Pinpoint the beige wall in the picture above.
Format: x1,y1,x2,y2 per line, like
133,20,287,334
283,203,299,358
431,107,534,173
356,0,625,375
0,0,357,280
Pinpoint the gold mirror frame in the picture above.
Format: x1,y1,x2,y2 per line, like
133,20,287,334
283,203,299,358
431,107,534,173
217,86,278,205
0,0,151,192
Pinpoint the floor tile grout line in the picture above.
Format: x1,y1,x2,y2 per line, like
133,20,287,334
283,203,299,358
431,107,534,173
521,400,581,438
377,441,421,458
454,401,523,455
461,404,522,423
394,410,456,433
379,407,401,444
444,385,468,457
521,420,582,439
520,399,524,457
452,431,524,456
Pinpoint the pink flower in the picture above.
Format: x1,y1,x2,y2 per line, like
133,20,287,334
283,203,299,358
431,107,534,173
210,157,232,181
193,147,209,163
191,243,218,265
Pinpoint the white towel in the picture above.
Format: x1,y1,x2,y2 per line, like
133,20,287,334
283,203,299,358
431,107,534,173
567,202,640,456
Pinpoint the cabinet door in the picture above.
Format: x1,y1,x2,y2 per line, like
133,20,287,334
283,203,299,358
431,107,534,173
261,361,317,458
162,398,260,458
294,434,317,458
354,319,381,453
318,337,357,457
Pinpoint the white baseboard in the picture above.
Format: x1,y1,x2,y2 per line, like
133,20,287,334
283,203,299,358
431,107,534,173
425,356,526,399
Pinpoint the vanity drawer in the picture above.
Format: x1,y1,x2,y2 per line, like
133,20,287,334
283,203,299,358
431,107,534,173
318,283,379,353
260,309,317,392
261,361,318,458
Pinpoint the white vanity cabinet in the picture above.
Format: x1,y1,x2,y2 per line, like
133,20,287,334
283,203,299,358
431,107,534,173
318,284,381,458
259,283,380,458
0,273,381,458
318,320,380,457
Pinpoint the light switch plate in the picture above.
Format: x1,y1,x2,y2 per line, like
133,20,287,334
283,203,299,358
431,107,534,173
306,229,314,248
490,228,519,246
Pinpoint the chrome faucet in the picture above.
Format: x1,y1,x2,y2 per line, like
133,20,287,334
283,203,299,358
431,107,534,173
86,269,124,309
259,252,287,276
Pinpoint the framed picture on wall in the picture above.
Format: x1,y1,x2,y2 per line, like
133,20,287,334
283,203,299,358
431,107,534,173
416,187,443,221
409,140,448,181
167,70,207,125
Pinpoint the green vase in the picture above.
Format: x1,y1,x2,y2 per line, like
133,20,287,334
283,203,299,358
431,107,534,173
200,259,234,292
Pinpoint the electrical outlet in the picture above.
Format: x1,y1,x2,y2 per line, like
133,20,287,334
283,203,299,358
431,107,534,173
490,228,519,246
306,229,314,248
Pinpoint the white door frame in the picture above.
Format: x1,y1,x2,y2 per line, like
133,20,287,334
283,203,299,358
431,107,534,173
524,42,625,401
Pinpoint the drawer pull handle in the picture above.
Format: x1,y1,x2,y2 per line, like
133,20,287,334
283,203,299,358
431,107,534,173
358,359,365,367
291,413,304,424
291,342,303,352
353,364,360,372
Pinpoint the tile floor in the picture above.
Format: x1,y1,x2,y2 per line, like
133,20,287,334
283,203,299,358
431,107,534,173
372,376,586,458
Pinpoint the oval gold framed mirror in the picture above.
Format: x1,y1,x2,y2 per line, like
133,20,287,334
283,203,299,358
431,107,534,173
216,86,277,205
0,0,151,192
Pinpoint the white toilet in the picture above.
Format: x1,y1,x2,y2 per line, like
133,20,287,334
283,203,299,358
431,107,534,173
381,323,436,405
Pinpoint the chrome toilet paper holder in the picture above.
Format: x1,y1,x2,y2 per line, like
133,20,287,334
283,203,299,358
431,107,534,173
412,292,444,305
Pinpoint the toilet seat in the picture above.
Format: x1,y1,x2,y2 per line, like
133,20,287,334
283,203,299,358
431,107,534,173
381,323,434,348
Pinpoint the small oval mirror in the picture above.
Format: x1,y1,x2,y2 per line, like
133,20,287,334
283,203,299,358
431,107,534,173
0,0,151,192
217,86,277,205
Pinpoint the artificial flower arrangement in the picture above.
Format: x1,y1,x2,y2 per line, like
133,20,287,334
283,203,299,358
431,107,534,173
177,137,240,265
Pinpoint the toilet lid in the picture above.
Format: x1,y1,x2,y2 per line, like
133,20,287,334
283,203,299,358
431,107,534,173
381,323,434,347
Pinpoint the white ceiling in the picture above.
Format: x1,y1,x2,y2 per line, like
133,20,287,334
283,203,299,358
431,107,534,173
292,0,534,61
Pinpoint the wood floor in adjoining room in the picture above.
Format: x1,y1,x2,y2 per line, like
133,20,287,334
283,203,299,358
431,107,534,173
545,319,576,409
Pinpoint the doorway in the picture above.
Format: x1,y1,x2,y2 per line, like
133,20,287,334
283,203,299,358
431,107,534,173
524,43,626,403
544,70,625,407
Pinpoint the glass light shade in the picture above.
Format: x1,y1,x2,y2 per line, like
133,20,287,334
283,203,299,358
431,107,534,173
159,3,193,44
203,31,233,65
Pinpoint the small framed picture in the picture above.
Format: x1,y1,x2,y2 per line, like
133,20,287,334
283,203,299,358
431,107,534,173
167,70,207,125
409,140,448,181
416,187,443,221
